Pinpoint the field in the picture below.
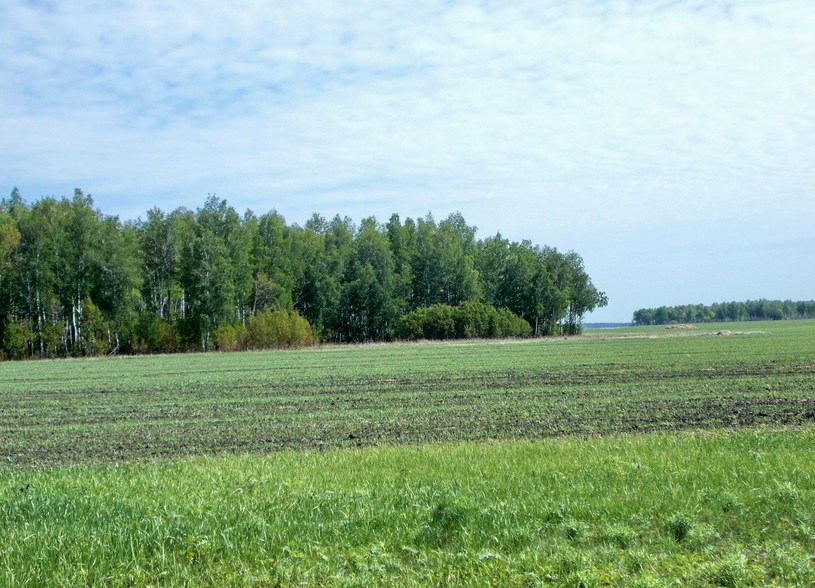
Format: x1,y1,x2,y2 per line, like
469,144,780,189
2,320,813,466
2,320,815,585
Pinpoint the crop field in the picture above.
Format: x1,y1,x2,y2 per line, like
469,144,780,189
1,320,813,466
2,320,815,586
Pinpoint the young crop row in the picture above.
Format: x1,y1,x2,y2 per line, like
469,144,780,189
1,320,813,466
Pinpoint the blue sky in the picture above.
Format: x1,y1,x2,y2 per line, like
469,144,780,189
1,0,813,322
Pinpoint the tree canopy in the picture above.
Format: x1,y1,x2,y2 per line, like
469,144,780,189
632,300,815,326
0,189,607,359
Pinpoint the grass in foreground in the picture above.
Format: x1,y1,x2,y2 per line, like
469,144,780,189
2,429,815,586
1,319,814,465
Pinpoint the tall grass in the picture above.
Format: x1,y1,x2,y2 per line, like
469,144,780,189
3,429,814,586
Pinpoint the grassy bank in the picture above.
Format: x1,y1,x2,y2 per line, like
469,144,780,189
3,429,815,586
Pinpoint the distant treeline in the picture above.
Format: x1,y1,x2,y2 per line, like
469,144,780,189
0,188,607,359
632,300,815,326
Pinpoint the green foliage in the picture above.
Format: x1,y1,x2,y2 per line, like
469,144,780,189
37,320,62,358
417,500,472,548
0,189,604,359
395,301,531,340
2,430,815,585
666,513,693,543
1,317,33,360
212,322,248,352
455,300,493,337
211,311,315,351
133,313,180,354
245,309,315,349
395,304,456,340
180,195,243,350
476,238,607,336
79,298,108,356
0,208,21,297
633,299,815,325
491,306,534,338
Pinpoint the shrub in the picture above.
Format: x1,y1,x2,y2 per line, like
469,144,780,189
423,305,456,339
134,314,180,354
38,320,63,358
213,323,248,351
492,307,532,338
454,300,493,338
245,310,315,349
2,318,34,360
395,302,531,341
80,300,109,356
394,308,426,340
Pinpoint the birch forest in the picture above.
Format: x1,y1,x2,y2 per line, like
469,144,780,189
0,188,607,359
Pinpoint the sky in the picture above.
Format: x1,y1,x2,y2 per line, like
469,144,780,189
1,0,813,322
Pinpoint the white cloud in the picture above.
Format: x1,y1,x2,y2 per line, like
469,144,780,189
1,0,813,320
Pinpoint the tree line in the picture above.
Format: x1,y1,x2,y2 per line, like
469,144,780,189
632,300,815,326
0,188,607,359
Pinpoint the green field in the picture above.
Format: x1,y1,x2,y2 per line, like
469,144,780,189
2,320,814,466
2,320,815,585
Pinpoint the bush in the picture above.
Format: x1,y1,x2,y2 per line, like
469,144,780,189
213,323,248,351
424,305,456,340
394,308,426,340
245,310,315,349
395,302,530,341
454,301,492,338
2,318,34,360
38,320,63,358
80,300,109,356
134,314,181,354
491,307,532,338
